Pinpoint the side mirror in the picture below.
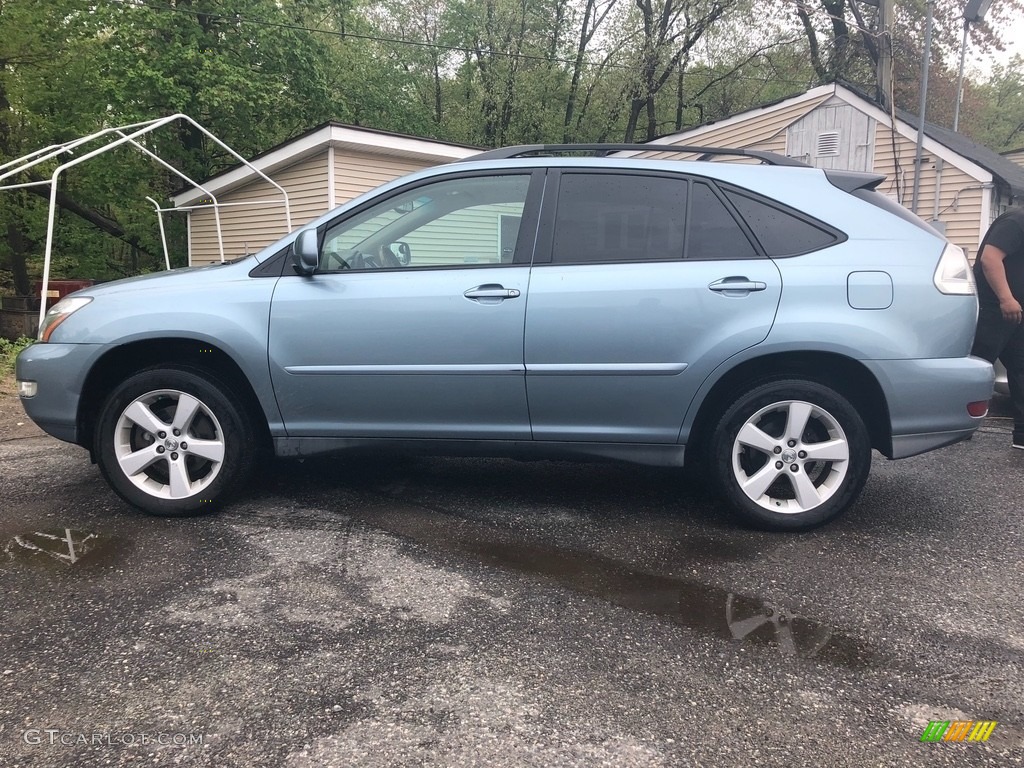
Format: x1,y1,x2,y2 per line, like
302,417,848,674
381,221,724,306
291,228,319,275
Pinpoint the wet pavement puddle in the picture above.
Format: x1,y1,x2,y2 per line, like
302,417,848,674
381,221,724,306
346,500,872,667
2,529,124,569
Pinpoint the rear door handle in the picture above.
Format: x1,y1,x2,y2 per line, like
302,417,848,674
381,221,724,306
464,284,521,301
708,277,767,293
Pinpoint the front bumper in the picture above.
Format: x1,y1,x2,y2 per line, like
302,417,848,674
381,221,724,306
863,356,994,459
15,342,106,445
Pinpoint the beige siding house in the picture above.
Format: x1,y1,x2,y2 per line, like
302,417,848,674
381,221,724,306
171,123,479,266
645,83,1024,260
173,94,1024,266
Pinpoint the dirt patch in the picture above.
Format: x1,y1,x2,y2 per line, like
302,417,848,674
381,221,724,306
0,373,45,443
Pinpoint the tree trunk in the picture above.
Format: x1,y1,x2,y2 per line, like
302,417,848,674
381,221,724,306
675,61,684,131
433,59,443,125
6,223,32,296
624,94,644,143
645,92,658,140
23,182,156,261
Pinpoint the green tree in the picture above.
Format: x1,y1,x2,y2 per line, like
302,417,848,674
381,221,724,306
789,0,1024,113
619,0,738,142
0,0,356,294
0,0,120,294
963,55,1024,151
95,0,341,176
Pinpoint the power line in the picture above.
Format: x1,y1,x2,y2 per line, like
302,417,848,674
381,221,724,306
134,0,631,70
786,0,883,40
131,0,814,86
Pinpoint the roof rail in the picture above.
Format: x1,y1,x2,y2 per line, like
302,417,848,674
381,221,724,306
461,143,811,168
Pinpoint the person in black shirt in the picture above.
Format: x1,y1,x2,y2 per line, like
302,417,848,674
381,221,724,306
971,207,1024,449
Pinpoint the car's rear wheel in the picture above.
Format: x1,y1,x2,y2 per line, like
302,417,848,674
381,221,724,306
95,366,258,516
710,380,871,531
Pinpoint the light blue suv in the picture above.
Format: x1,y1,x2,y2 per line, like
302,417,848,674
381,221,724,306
16,144,994,530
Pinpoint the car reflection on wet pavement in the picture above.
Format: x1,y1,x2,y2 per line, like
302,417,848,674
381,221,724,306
322,499,866,666
3,518,853,663
4,529,125,568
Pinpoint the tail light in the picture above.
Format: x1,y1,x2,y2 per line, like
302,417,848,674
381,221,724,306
967,400,989,417
933,243,976,296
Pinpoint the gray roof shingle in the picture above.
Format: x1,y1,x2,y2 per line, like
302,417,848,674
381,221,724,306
894,106,1024,198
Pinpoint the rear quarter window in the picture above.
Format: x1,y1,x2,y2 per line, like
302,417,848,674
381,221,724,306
723,187,844,257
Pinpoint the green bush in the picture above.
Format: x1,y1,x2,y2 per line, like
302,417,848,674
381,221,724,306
0,336,34,375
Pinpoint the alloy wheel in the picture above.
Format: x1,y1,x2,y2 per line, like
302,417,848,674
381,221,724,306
113,389,226,500
730,399,850,514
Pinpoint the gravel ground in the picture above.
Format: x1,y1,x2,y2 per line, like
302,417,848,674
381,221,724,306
0,388,1021,767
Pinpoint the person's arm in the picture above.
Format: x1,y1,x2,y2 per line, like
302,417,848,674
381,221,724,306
979,243,1023,324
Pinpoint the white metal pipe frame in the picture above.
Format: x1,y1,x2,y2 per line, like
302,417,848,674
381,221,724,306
0,114,293,331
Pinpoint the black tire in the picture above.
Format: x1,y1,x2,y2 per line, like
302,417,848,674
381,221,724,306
710,379,871,531
94,366,259,516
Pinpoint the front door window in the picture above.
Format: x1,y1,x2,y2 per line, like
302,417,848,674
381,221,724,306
321,174,532,271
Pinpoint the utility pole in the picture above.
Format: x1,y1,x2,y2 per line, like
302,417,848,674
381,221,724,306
876,0,894,108
935,1,993,227
911,0,934,214
955,0,994,132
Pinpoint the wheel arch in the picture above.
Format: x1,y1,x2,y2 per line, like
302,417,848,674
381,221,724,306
684,351,893,462
78,338,272,457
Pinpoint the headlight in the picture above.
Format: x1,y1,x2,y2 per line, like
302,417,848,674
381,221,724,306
38,296,92,342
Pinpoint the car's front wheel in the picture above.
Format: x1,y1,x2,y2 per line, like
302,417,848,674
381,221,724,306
710,380,871,531
95,366,258,516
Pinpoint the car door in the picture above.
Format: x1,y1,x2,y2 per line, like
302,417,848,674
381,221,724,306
269,171,542,439
524,170,783,443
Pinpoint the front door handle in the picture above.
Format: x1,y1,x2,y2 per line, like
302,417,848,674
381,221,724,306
464,284,521,301
708,277,767,294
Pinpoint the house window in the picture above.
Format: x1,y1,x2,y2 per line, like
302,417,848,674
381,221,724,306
815,131,840,157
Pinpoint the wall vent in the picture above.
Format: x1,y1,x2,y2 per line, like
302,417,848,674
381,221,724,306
816,131,841,157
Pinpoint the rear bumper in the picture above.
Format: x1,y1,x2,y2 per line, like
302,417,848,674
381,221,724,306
15,342,106,445
890,428,977,459
864,356,994,459
994,360,1009,396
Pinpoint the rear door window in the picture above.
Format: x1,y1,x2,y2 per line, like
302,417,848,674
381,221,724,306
687,182,758,260
550,173,687,264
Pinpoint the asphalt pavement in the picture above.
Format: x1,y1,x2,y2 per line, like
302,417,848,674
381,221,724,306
1,403,1022,767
